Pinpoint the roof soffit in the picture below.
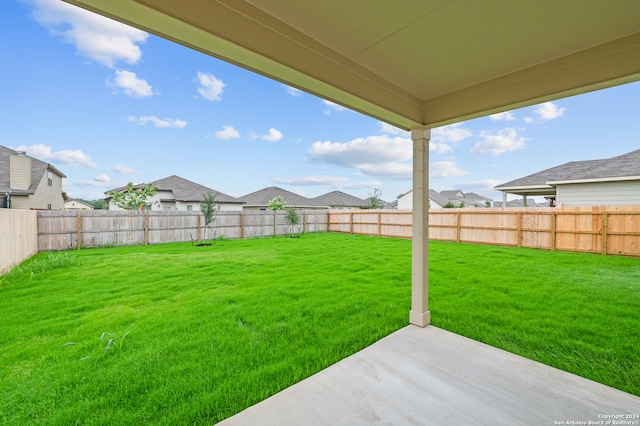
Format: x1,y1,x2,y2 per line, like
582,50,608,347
63,0,640,129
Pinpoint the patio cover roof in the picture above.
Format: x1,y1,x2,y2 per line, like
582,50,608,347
62,0,640,130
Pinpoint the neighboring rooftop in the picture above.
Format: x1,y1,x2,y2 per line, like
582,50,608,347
105,175,242,204
495,149,640,194
237,186,314,207
0,145,66,195
310,191,367,208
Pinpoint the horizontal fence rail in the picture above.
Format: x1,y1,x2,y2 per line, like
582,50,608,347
328,207,640,257
37,210,329,251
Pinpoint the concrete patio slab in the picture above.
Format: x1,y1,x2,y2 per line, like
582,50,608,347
219,325,640,425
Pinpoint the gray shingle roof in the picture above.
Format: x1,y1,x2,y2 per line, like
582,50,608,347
237,186,314,207
151,175,241,203
106,175,242,203
495,149,640,189
0,145,66,195
429,189,449,207
310,191,367,208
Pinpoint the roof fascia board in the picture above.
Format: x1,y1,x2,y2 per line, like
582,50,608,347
547,175,640,185
495,185,554,191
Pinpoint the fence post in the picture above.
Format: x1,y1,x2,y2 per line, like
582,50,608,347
303,211,307,233
240,212,245,239
456,211,461,243
274,211,278,237
350,212,354,234
551,212,557,251
378,211,382,237
602,212,608,255
517,212,523,247
76,213,82,249
144,213,149,245
197,214,201,241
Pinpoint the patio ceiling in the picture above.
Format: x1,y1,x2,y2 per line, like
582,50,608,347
63,0,640,130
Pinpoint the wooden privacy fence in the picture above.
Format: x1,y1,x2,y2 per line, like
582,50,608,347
37,210,328,251
0,209,38,274
328,206,640,257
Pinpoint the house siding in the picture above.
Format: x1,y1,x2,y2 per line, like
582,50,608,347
397,193,443,210
557,181,640,206
29,171,64,209
9,155,31,190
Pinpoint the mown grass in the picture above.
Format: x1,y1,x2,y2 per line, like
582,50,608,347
0,232,638,424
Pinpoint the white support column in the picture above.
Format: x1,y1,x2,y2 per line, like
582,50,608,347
410,127,431,327
503,192,507,208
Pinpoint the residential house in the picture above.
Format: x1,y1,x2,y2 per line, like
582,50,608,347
0,145,66,210
439,190,492,208
311,191,367,210
396,189,449,210
65,199,94,210
397,189,491,209
106,175,244,211
238,186,322,211
495,149,640,207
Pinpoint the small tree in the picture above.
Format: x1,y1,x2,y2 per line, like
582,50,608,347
268,196,287,211
200,192,219,241
284,207,301,237
106,182,158,210
365,188,384,209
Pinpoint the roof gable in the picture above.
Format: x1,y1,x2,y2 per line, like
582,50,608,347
311,191,367,207
238,186,312,206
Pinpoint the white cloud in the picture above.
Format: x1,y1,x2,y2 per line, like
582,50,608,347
272,175,381,191
284,86,302,97
94,173,110,183
309,134,412,180
211,125,240,140
323,100,347,115
309,135,411,167
31,0,147,68
107,70,153,98
196,72,225,101
113,164,139,174
429,142,453,155
72,174,111,191
533,101,566,120
457,179,504,194
378,122,409,136
470,128,527,156
127,115,187,128
490,111,516,121
428,123,473,154
429,161,468,178
260,128,283,142
432,123,473,143
358,163,412,180
524,117,534,123
13,143,98,169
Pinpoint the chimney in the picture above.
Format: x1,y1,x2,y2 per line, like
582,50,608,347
10,152,32,190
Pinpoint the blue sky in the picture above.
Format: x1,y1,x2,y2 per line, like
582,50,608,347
2,0,639,203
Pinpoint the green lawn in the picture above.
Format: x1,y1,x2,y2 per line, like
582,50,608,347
1,232,638,424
